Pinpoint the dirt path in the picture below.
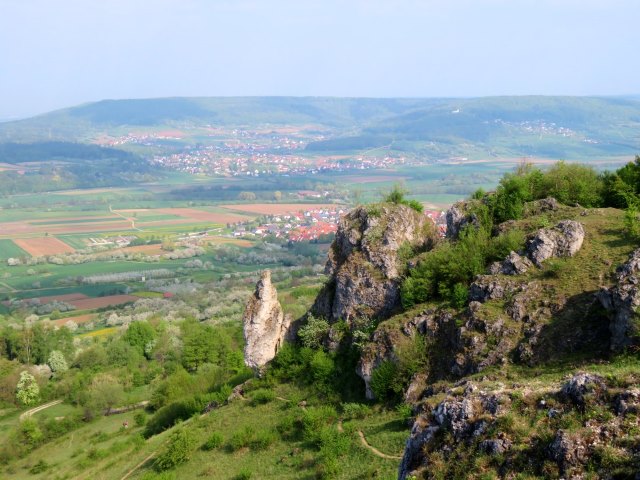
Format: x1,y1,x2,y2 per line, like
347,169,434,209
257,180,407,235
119,451,157,480
19,399,62,420
357,430,403,460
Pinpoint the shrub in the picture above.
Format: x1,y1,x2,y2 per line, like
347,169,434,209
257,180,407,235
134,411,147,427
341,403,372,420
540,162,603,207
298,314,330,349
370,361,400,401
234,470,253,480
155,429,195,471
29,459,49,474
451,283,469,308
201,432,224,451
302,405,338,442
249,429,276,450
144,401,198,437
228,426,255,451
249,388,275,406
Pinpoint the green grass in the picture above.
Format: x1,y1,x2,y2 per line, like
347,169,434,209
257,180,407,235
0,239,29,260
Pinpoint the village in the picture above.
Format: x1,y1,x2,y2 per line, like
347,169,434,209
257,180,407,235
228,205,447,243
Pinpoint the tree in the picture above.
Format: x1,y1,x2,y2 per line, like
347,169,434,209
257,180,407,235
238,191,257,201
155,428,195,471
273,190,282,201
16,371,40,406
123,321,155,356
47,350,68,375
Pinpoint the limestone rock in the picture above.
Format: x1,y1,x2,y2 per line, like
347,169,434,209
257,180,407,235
561,372,607,407
598,248,640,351
548,430,589,474
313,203,435,323
526,220,585,266
242,270,290,371
445,200,481,239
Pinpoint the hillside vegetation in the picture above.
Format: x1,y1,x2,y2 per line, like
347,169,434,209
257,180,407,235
1,158,639,479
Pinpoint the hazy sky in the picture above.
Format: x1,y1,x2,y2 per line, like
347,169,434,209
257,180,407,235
1,0,639,118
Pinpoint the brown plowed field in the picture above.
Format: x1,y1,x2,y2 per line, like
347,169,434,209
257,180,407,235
52,313,97,327
35,293,89,303
220,203,342,215
69,295,139,310
157,208,252,223
121,244,166,255
13,237,75,256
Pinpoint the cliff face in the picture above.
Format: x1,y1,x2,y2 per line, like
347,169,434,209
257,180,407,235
242,270,290,371
598,248,640,351
312,203,436,323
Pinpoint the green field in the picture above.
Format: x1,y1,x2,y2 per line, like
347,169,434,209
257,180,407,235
0,239,29,260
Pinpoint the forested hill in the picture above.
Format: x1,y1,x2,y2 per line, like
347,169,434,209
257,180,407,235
1,96,639,159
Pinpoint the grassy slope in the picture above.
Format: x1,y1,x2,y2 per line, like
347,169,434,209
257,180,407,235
7,383,404,480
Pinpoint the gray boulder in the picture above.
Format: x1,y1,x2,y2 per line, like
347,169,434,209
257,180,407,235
526,220,585,266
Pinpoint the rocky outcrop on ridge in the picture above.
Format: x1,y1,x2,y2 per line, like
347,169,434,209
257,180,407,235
445,200,482,239
312,203,436,323
526,220,585,266
598,248,640,351
399,373,640,480
488,220,585,275
242,270,290,371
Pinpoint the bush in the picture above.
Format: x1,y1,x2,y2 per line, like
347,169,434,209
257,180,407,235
155,429,195,471
302,406,338,442
298,314,330,349
539,162,603,207
249,429,276,450
234,470,253,480
29,459,49,474
144,401,199,437
370,361,400,402
228,426,255,451
134,411,147,427
201,432,224,451
341,403,371,420
249,388,275,406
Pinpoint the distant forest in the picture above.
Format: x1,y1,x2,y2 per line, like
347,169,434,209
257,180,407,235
0,142,153,195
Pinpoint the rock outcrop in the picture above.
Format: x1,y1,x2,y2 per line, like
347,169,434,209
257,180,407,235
488,220,585,275
445,200,481,239
526,220,585,266
598,248,640,351
242,270,290,371
312,203,435,323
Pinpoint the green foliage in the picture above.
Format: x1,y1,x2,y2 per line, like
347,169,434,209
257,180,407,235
201,432,224,451
29,459,49,474
370,361,399,401
248,388,275,406
134,411,147,427
451,283,469,309
47,350,68,375
382,185,424,213
155,428,195,471
16,371,39,406
297,314,330,349
623,204,640,240
341,402,372,420
302,405,338,442
540,162,603,207
228,426,274,451
401,224,525,308
489,164,543,223
123,321,155,357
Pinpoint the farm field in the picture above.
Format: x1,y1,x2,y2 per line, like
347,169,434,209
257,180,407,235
69,294,138,310
12,237,75,256
0,239,29,259
51,313,97,327
156,207,253,223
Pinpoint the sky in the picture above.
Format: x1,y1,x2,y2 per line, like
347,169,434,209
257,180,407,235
1,0,639,119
